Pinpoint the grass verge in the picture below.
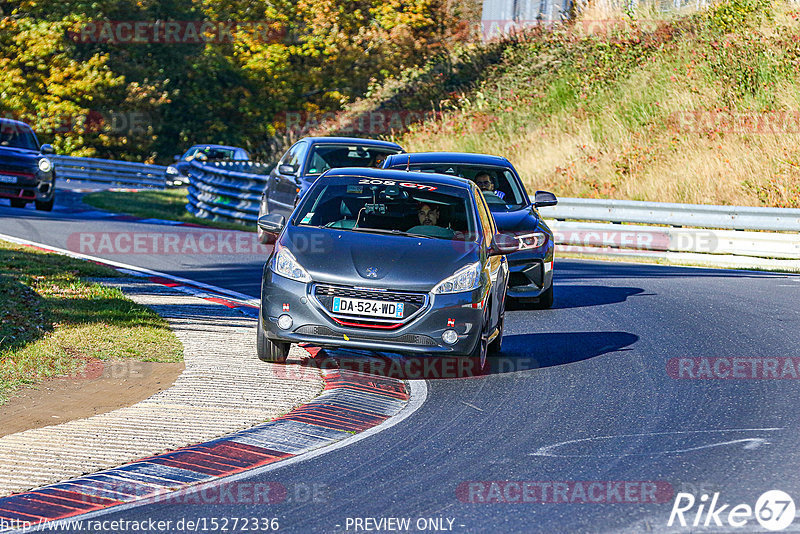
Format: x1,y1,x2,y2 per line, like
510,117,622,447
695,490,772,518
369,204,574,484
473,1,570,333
82,188,255,232
0,239,183,405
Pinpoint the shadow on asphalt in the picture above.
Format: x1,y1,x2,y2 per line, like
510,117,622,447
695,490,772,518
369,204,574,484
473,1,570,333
295,331,638,380
509,285,648,311
555,259,785,279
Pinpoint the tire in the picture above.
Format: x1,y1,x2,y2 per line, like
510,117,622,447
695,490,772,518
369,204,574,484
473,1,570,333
469,303,490,369
488,302,505,355
35,198,54,212
533,283,554,309
9,199,27,208
256,308,290,363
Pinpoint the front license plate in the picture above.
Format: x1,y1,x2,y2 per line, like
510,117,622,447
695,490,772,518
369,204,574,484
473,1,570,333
332,297,404,319
0,175,17,184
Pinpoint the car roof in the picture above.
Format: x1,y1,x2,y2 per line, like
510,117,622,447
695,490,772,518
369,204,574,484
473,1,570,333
300,137,404,150
323,167,474,189
189,144,245,151
384,152,511,166
0,118,33,128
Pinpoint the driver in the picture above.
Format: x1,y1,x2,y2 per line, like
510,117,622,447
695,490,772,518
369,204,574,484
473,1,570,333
474,172,505,200
417,203,441,226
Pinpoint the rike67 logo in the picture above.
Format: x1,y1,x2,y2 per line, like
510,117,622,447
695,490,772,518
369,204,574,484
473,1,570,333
668,490,796,531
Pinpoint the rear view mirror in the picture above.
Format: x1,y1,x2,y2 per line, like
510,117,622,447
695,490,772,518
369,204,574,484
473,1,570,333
257,214,286,236
534,191,558,208
489,233,519,257
40,144,55,154
279,164,298,175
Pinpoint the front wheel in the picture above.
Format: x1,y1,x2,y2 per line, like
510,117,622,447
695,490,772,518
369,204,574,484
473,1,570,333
9,199,27,208
35,198,54,212
469,304,490,370
257,308,290,363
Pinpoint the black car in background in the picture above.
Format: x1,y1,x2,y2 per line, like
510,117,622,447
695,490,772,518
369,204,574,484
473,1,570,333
258,137,403,242
256,168,518,366
383,152,557,307
0,119,56,211
165,144,250,186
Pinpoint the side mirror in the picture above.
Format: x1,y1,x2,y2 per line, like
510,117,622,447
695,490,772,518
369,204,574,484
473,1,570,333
174,155,181,162
257,214,286,237
534,190,558,208
278,164,298,175
40,144,55,155
489,233,519,257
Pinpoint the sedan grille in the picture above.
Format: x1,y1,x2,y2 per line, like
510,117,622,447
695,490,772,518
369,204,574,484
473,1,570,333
314,284,425,305
312,284,428,327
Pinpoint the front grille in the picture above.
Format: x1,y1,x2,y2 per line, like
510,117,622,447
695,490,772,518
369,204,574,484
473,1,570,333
0,186,35,199
295,325,437,346
314,284,425,306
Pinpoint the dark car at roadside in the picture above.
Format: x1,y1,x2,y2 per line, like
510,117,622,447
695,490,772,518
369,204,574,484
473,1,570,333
256,168,518,368
383,152,557,308
0,119,57,211
165,144,250,186
258,137,403,242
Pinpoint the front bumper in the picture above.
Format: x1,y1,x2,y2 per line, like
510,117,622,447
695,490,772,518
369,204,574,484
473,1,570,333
261,269,486,356
0,172,55,202
505,244,554,299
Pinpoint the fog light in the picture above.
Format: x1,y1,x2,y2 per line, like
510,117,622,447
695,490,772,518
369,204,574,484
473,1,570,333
442,329,458,345
277,314,293,330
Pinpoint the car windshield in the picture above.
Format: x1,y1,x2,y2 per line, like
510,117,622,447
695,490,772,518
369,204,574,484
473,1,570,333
0,120,39,151
183,146,237,161
306,144,402,176
389,163,528,211
294,175,477,241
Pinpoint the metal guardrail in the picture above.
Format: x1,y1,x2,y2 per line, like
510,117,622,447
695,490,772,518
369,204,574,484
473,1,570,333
538,198,800,232
549,221,800,260
185,160,273,224
182,162,800,264
52,155,167,188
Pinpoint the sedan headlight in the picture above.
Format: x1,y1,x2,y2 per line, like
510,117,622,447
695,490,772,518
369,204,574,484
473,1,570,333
166,165,179,175
516,231,547,250
270,245,311,283
433,262,482,294
38,158,53,173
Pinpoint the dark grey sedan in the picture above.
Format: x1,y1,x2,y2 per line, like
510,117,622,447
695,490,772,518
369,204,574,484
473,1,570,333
256,168,518,368
258,137,403,243
383,152,557,308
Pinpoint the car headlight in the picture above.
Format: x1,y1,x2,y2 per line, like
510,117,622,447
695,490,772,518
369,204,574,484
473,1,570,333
432,262,482,294
38,158,52,173
516,231,547,250
270,245,311,283
166,165,179,175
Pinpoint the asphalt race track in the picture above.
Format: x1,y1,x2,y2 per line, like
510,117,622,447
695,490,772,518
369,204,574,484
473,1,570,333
2,193,800,533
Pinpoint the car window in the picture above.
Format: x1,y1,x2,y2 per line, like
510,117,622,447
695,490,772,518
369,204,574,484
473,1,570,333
305,145,402,176
280,142,307,171
474,188,495,247
0,120,38,151
294,175,477,241
391,163,528,211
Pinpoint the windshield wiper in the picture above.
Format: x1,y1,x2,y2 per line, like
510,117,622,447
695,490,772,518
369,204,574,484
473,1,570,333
349,228,433,239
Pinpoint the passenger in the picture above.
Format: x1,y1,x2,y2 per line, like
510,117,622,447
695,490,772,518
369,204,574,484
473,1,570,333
474,172,505,200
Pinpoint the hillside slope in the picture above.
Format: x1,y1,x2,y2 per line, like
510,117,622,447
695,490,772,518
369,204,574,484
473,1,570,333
345,0,800,207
